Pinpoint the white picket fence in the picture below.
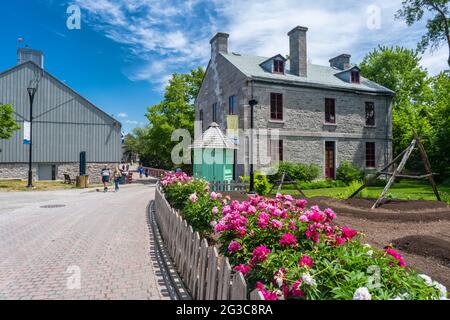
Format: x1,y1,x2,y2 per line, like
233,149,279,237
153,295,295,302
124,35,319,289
154,186,264,300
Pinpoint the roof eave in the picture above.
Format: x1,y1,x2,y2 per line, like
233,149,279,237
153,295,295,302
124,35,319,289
249,76,395,96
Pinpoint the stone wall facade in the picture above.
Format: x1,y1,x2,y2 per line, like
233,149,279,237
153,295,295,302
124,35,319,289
195,50,393,179
0,163,120,184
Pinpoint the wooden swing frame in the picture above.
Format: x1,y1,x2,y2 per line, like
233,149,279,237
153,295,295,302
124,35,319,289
348,130,441,209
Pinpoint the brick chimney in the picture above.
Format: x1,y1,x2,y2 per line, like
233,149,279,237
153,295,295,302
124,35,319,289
329,54,351,70
210,32,229,57
288,26,308,77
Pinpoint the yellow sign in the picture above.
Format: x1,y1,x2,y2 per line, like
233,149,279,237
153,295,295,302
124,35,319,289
226,115,239,144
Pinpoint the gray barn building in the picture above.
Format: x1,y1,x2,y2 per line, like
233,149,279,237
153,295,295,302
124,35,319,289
0,48,122,183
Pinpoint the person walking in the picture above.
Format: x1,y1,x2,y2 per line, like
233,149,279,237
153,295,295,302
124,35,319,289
138,165,144,179
112,166,122,192
101,165,111,192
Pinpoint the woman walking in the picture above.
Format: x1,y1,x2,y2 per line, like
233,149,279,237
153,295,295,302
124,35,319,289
101,165,111,192
112,166,122,192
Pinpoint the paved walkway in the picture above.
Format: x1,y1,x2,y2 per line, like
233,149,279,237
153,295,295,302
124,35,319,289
0,184,168,300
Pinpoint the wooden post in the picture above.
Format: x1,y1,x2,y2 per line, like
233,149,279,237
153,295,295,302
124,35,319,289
413,130,441,201
276,172,286,194
348,147,409,199
372,139,416,209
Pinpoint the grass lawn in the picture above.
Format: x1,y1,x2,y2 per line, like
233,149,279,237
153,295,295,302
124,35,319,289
275,180,450,202
0,179,102,192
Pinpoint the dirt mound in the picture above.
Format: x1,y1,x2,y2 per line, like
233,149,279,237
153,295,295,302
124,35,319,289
392,236,450,267
310,197,450,222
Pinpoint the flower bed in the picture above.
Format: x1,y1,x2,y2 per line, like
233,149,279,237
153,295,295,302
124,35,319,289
159,172,447,300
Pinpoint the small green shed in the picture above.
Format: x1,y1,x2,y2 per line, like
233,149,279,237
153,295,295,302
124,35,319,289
192,122,237,183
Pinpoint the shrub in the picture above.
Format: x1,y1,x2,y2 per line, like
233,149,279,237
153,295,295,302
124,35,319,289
183,192,223,237
336,161,364,185
160,172,208,210
214,194,446,300
240,172,273,196
273,162,320,183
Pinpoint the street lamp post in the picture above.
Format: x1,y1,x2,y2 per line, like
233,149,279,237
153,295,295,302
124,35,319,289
27,87,37,188
248,98,258,194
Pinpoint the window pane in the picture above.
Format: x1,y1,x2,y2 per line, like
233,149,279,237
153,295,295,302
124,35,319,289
366,142,375,167
365,102,375,126
325,99,335,123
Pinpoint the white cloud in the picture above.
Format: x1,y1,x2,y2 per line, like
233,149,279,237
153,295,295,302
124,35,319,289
125,120,139,125
75,0,448,88
118,112,128,118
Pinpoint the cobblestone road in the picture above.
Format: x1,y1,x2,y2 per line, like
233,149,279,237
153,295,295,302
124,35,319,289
0,185,168,300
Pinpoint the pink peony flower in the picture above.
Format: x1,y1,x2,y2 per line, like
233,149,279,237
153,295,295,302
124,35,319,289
299,214,309,222
296,199,308,209
334,236,347,246
234,264,251,275
271,219,283,229
189,193,198,203
341,226,358,240
299,255,313,268
291,279,305,297
279,233,297,247
258,213,269,229
228,241,241,253
211,206,219,215
385,248,406,267
256,282,278,301
324,208,337,221
210,192,219,200
251,245,271,265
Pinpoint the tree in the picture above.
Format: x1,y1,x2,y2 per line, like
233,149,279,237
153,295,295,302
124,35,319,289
396,0,450,67
360,46,432,159
427,72,450,180
141,67,205,171
0,103,20,139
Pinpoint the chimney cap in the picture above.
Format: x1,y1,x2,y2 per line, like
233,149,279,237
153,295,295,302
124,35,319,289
210,32,229,44
329,53,351,62
288,26,308,36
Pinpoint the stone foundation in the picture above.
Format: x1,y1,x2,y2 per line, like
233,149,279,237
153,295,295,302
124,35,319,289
0,163,120,184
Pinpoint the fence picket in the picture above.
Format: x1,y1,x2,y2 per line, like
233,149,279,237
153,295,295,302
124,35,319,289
155,186,259,301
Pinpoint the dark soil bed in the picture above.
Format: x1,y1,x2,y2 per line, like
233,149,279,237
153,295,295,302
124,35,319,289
392,236,450,268
309,197,450,222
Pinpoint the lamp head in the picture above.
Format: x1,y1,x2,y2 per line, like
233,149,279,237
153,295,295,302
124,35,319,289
249,99,258,107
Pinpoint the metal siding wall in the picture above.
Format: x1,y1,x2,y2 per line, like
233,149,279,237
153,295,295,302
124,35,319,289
0,63,121,163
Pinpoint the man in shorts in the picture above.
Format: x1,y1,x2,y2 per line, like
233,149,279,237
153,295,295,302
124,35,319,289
101,165,111,192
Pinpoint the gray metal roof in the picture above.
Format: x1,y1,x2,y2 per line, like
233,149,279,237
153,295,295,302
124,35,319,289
221,52,395,95
192,122,237,149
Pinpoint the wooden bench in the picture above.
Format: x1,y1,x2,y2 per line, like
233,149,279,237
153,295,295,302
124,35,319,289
63,174,74,184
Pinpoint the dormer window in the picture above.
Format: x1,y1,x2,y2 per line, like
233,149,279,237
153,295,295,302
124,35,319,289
273,60,284,73
351,70,360,83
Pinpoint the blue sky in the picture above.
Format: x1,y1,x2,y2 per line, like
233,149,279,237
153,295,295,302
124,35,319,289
0,0,448,133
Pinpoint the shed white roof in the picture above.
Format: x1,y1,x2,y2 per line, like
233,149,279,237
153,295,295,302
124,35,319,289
192,123,237,149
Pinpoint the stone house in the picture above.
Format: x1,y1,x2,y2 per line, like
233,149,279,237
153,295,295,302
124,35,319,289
195,26,395,180
0,48,122,183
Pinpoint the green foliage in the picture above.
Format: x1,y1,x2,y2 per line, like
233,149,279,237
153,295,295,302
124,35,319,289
163,179,208,210
336,180,368,200
272,162,320,183
0,104,20,140
297,179,347,190
240,172,273,196
396,0,450,66
336,161,365,185
427,72,450,181
129,68,205,171
183,194,222,237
